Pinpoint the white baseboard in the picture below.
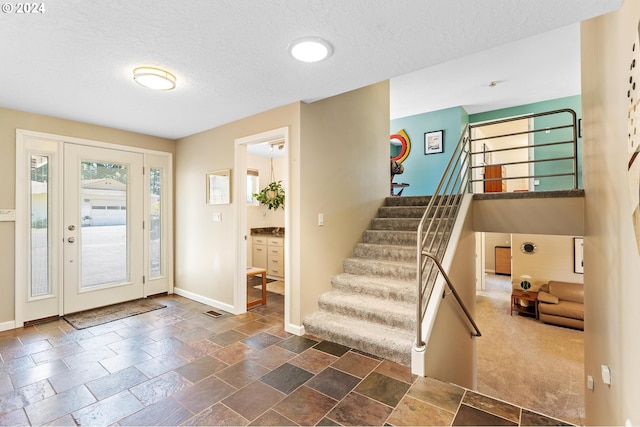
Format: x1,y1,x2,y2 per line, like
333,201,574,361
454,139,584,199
173,287,235,314
285,323,305,336
0,320,17,332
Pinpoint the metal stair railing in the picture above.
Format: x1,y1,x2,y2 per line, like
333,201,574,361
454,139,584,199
415,124,480,350
414,108,579,350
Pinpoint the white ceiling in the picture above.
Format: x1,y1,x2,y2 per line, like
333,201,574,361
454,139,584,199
0,1,621,140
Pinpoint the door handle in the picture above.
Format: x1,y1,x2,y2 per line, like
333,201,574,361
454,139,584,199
67,237,75,243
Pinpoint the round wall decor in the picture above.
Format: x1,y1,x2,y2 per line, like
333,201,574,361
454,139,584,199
521,242,537,254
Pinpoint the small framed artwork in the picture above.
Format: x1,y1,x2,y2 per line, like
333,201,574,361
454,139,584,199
482,143,491,164
424,130,444,155
573,237,584,274
206,169,231,205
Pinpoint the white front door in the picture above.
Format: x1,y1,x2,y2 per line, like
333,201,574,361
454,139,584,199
63,143,144,313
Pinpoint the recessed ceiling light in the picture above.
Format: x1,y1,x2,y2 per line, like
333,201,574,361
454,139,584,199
288,37,333,63
133,67,177,91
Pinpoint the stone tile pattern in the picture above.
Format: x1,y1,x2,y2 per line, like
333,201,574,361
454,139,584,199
0,293,574,426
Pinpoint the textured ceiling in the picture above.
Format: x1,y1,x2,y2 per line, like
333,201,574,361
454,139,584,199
0,1,621,140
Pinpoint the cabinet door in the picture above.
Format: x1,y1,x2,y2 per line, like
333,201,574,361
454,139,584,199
495,246,511,275
252,244,267,269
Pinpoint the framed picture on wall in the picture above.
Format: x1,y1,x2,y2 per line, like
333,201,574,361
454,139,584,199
424,130,444,155
573,237,584,274
206,169,231,205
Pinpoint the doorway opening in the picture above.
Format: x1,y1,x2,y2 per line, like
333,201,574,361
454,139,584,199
234,127,290,329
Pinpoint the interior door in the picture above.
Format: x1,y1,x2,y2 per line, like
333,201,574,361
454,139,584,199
63,144,144,313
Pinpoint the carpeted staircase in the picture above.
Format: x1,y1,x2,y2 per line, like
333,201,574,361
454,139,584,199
303,195,455,365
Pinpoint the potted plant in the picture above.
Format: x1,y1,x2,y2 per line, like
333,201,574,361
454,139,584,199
254,180,285,210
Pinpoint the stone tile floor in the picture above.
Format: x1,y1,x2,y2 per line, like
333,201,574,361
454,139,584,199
0,289,573,426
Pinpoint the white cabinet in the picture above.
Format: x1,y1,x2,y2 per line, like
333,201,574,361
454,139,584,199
252,236,267,269
267,237,284,278
251,235,284,278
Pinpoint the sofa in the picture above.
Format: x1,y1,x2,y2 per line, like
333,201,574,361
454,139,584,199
537,281,584,330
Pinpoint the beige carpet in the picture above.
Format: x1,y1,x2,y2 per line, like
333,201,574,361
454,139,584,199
477,274,584,425
63,298,166,329
253,280,284,295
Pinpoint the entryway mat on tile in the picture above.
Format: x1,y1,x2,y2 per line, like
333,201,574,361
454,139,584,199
63,298,166,329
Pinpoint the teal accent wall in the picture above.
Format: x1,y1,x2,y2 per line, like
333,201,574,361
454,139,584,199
390,107,467,196
469,95,582,190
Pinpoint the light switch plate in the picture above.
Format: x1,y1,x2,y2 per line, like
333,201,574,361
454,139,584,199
601,365,611,385
213,212,222,222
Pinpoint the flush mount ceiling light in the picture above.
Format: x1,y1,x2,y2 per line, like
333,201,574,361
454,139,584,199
133,67,176,91
288,37,333,63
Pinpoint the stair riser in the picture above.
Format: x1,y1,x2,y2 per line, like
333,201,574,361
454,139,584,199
331,277,416,303
363,230,416,246
383,196,433,207
363,230,450,246
370,218,420,231
318,301,415,332
378,205,456,218
303,321,411,365
354,244,416,263
318,296,415,331
343,258,416,281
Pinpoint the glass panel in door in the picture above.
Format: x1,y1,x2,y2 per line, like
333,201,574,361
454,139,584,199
149,167,161,278
30,154,50,298
80,161,128,287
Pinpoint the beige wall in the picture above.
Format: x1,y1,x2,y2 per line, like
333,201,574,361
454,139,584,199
0,107,174,324
174,82,389,327
174,103,300,310
511,234,583,292
424,197,477,389
582,0,640,424
297,81,390,325
473,197,584,236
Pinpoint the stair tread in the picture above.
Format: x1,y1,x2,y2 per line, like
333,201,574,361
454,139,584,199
332,272,413,287
345,257,414,267
303,312,413,364
320,290,414,312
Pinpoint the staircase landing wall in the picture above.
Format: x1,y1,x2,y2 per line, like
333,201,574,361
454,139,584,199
473,195,584,236
417,195,477,389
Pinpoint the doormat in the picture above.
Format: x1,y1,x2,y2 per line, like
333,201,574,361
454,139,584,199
253,280,285,295
63,298,166,330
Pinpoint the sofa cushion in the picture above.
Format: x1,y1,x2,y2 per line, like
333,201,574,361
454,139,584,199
538,300,584,320
538,291,559,304
548,281,584,304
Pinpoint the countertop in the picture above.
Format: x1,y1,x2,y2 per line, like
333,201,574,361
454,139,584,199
250,227,284,237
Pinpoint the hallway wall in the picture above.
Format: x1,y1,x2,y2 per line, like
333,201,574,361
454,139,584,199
581,0,640,423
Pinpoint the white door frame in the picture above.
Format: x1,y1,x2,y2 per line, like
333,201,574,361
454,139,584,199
15,129,173,326
234,127,290,326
